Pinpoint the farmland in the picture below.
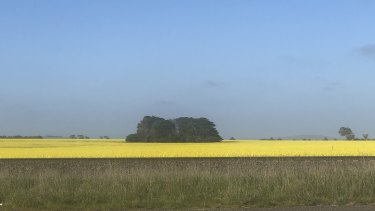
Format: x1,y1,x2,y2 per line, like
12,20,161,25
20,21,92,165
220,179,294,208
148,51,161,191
2,140,375,210
1,139,375,158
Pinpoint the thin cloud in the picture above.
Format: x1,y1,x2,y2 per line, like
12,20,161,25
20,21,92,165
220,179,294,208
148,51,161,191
322,81,342,92
359,44,375,57
205,80,225,88
322,86,334,92
155,100,176,105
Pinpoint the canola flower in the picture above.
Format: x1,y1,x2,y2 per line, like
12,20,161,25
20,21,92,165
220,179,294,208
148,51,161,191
1,139,375,158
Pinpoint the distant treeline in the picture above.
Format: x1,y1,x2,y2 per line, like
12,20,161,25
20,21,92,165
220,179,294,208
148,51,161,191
0,135,43,139
0,135,112,139
69,135,91,139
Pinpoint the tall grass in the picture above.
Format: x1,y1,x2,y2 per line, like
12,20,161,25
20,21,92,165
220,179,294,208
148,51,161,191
1,158,375,209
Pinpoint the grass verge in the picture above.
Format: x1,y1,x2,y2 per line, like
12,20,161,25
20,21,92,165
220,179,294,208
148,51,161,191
0,158,375,209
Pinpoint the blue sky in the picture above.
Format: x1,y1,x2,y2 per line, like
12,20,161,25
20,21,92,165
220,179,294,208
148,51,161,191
1,0,375,139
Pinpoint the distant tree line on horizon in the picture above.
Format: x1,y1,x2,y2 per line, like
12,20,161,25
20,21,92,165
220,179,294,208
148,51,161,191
0,125,370,141
126,116,223,142
0,135,111,139
258,126,371,141
69,135,90,139
0,135,43,139
339,127,370,140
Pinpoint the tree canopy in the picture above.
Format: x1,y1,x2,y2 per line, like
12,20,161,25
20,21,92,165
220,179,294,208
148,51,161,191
338,127,355,140
126,116,222,142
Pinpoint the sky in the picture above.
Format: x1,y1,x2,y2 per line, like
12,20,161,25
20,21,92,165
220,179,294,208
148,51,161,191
1,0,375,139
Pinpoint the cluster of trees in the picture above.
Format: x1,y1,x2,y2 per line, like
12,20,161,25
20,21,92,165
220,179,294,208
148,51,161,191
0,135,43,139
99,136,110,139
69,135,90,139
127,116,222,142
339,127,369,140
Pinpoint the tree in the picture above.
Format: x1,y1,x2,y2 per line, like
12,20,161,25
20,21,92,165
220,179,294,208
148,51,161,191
69,135,76,139
363,134,369,140
346,134,355,140
126,134,141,142
127,116,167,142
151,119,177,142
339,127,355,140
126,116,222,142
129,116,177,142
229,137,236,140
173,117,222,142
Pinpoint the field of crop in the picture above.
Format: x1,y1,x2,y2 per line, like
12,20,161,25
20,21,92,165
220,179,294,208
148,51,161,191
1,139,375,158
3,140,375,210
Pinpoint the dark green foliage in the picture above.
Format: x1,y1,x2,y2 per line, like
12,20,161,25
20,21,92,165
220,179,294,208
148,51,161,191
69,135,90,139
150,118,177,141
127,116,178,142
339,127,355,140
126,116,222,142
126,134,141,142
174,117,221,142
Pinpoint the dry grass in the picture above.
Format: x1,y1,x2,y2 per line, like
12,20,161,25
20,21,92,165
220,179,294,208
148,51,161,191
1,158,375,209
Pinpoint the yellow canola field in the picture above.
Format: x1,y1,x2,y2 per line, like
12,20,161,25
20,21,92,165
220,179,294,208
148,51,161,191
1,139,375,158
